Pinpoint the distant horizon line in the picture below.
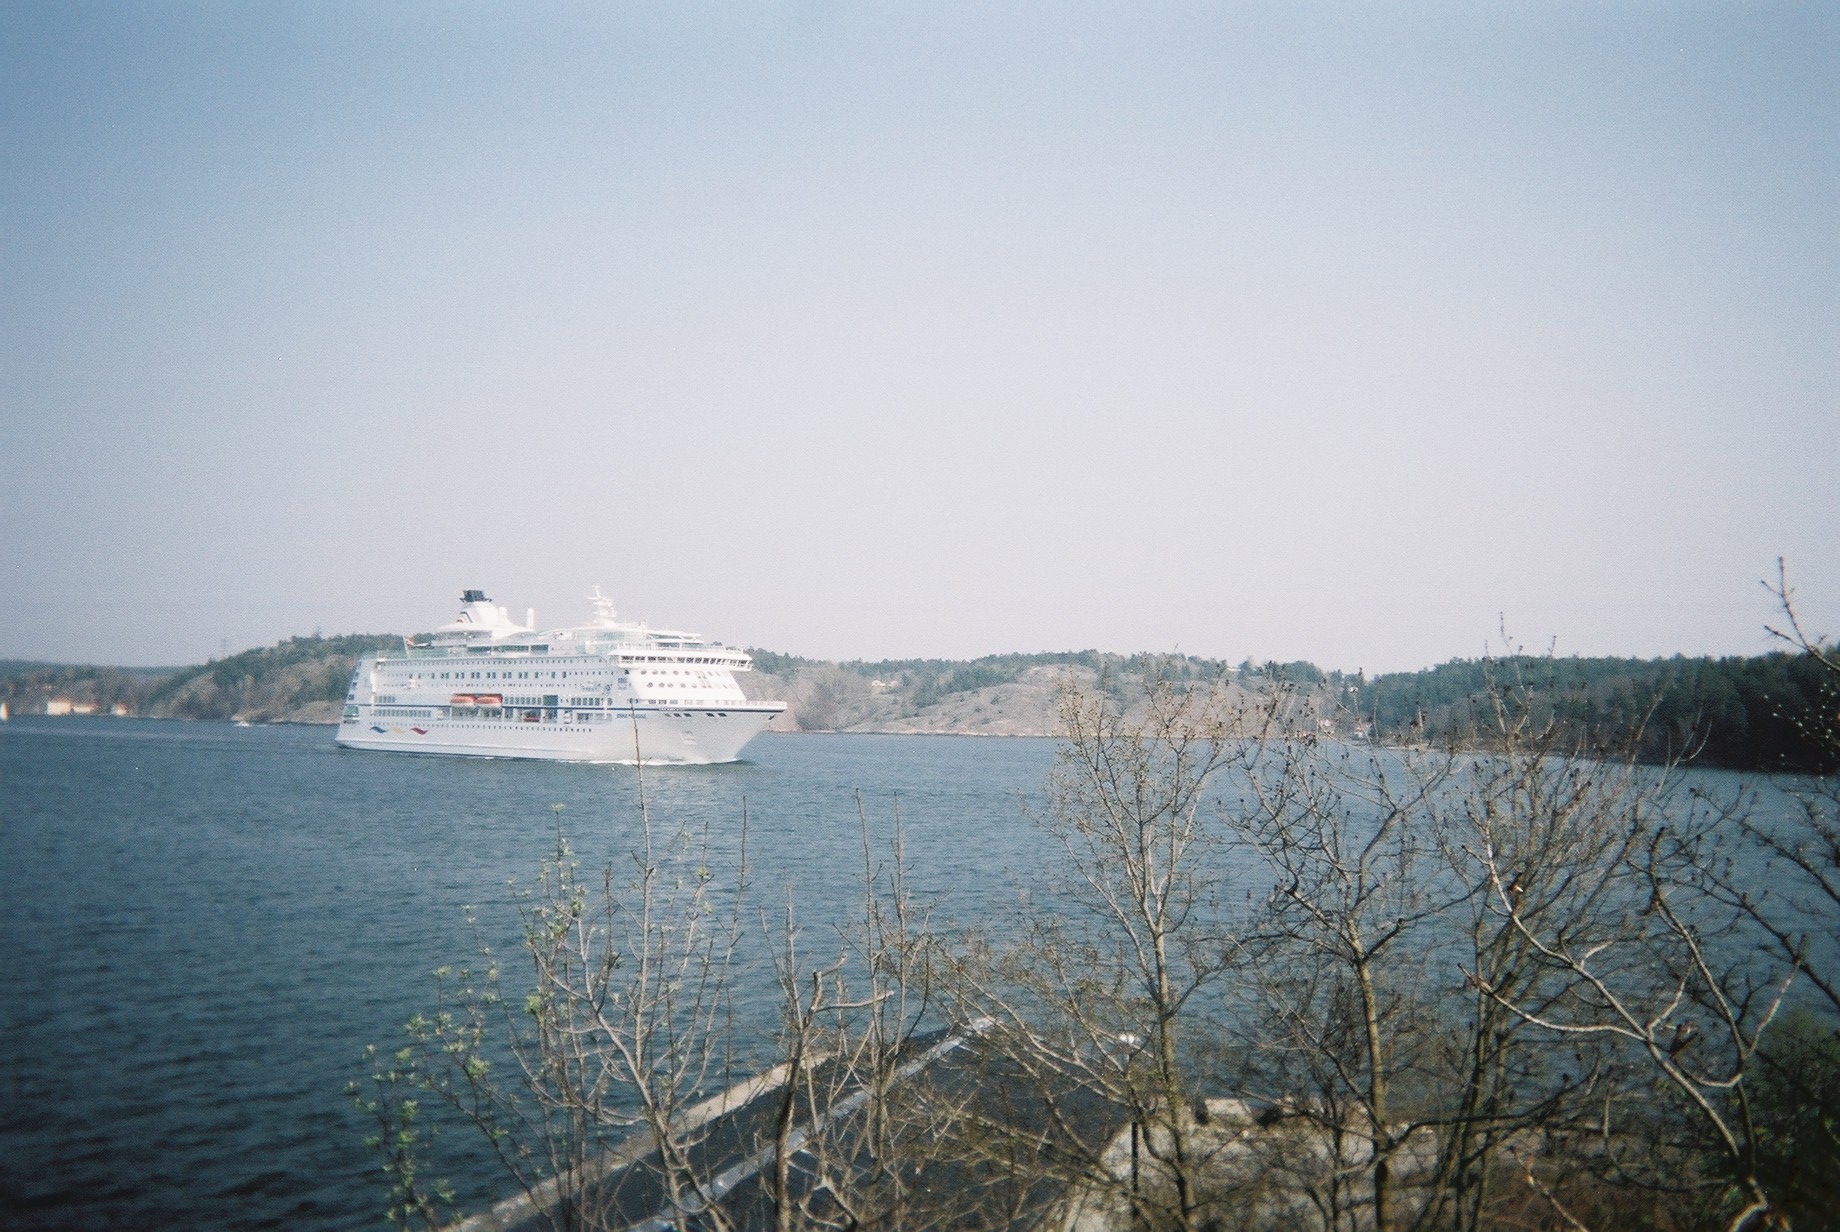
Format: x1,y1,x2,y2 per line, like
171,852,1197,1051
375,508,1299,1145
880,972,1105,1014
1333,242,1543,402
0,632,1800,682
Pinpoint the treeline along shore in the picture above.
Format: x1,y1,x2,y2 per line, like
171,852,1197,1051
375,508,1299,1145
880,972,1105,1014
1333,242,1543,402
3,635,1833,774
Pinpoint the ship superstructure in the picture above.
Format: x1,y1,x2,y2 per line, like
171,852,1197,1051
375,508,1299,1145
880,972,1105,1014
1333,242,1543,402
335,588,785,764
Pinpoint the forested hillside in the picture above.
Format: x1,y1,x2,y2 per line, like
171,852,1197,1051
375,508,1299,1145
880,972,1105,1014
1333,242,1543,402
1356,652,1837,774
0,662,174,717
0,634,399,723
146,634,403,722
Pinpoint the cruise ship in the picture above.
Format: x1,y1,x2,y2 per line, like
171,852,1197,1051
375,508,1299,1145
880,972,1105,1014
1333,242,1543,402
335,589,786,764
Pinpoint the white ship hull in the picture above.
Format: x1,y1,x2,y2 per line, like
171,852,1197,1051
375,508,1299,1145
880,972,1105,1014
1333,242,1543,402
336,705,780,765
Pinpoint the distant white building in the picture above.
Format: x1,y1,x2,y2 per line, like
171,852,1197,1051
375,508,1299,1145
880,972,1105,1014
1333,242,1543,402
45,699,97,716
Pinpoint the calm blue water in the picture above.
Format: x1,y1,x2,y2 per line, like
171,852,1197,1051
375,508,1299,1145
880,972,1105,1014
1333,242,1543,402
0,719,1059,1230
2,718,1828,1230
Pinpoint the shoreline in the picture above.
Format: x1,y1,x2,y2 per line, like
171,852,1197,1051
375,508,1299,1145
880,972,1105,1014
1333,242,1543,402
4,714,1059,738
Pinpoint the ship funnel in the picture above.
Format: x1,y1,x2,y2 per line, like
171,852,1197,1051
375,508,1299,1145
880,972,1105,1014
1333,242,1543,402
527,608,536,629
588,585,618,625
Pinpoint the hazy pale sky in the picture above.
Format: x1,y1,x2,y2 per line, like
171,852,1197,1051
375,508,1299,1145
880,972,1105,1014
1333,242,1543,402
3,3,1834,672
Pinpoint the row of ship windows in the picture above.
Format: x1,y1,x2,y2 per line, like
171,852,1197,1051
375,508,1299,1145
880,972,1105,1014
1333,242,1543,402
393,656,737,677
372,694,731,707
358,701,746,713
350,707,739,722
382,677,737,693
400,668,726,681
409,651,735,663
375,688,736,707
382,720,720,730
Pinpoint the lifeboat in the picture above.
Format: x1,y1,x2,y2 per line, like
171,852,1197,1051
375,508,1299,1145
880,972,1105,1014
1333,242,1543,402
474,694,503,706
450,693,477,705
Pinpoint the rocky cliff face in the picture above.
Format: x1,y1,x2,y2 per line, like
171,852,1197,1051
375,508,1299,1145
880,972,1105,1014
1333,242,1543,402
738,662,1286,737
742,664,1083,736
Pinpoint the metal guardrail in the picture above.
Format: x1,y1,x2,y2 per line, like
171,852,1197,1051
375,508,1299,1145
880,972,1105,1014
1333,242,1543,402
623,1018,993,1232
443,1018,994,1232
